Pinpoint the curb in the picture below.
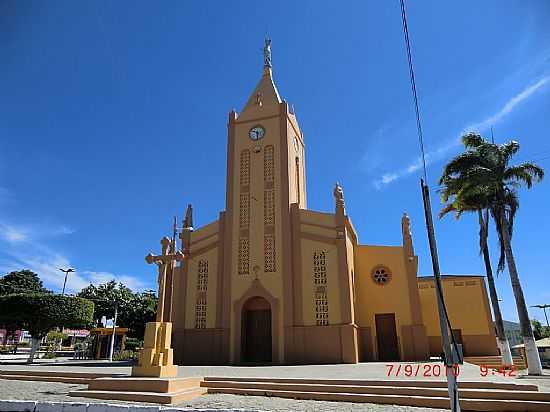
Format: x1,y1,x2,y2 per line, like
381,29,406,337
0,401,264,412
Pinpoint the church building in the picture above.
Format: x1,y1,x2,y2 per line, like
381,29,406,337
169,42,498,365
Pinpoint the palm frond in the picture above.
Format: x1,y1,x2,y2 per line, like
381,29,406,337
439,151,484,183
499,140,520,163
503,163,544,188
462,132,486,149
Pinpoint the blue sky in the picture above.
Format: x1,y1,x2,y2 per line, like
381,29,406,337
1,1,549,324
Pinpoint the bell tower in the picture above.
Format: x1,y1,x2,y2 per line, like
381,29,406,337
222,39,306,363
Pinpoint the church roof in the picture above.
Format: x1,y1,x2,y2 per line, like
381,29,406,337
241,39,282,113
242,68,282,112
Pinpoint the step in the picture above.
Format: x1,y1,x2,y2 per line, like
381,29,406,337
203,376,539,391
0,374,91,384
201,380,550,402
89,376,202,393
0,370,120,379
69,387,207,404
205,387,550,412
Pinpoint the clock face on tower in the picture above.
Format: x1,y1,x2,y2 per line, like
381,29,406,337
249,126,265,141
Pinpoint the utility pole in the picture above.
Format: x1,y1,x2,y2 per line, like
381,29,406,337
421,180,462,412
531,304,550,328
399,1,462,410
59,268,75,295
108,303,118,362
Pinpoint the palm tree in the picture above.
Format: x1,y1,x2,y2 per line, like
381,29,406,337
439,197,513,367
439,132,544,375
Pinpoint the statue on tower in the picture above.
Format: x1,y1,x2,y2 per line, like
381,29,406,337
263,37,272,68
334,182,345,206
402,212,415,257
183,204,193,229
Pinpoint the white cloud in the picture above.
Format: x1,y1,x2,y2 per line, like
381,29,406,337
0,219,150,293
0,221,75,244
373,75,550,189
463,76,550,133
0,224,28,243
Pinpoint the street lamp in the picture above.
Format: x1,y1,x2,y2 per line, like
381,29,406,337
59,268,75,295
531,304,550,328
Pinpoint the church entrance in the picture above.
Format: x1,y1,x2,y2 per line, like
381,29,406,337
375,313,400,361
241,297,272,363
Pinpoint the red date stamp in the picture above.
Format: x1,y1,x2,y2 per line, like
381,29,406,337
479,364,516,377
385,363,517,378
386,364,460,377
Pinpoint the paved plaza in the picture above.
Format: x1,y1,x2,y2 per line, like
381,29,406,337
1,360,549,411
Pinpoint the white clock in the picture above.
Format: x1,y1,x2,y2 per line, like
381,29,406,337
249,126,265,141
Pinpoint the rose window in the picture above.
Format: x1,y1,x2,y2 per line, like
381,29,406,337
372,266,392,285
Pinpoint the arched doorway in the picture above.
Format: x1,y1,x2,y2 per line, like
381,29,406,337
241,296,272,363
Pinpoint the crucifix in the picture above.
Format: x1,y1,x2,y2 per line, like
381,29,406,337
133,221,183,378
145,233,184,323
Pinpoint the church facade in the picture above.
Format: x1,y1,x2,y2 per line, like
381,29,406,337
169,47,498,365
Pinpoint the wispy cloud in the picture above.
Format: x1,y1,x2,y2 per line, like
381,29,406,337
463,76,550,133
373,75,550,189
0,221,75,244
0,219,150,293
0,224,28,242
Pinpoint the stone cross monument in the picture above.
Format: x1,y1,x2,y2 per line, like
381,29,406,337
132,236,184,377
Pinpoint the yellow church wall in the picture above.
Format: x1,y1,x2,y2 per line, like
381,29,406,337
286,121,306,208
300,238,341,326
345,231,356,323
183,246,219,329
418,276,498,356
354,244,413,359
300,223,335,239
190,220,219,242
300,209,335,227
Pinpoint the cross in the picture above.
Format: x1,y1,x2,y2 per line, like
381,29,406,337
145,236,185,322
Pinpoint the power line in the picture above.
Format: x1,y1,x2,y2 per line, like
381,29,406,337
399,2,461,410
399,0,428,183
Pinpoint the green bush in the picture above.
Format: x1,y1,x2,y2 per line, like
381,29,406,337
113,350,138,361
124,337,141,352
47,331,67,342
43,350,57,359
0,345,14,354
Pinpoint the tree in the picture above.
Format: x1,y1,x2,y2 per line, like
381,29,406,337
439,132,544,375
531,320,550,340
438,202,513,366
78,281,157,340
0,293,94,363
0,270,50,295
78,281,133,326
119,290,157,340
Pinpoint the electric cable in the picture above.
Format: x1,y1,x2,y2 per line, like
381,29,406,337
399,0,462,370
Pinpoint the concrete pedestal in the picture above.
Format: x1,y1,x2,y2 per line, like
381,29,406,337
132,321,177,378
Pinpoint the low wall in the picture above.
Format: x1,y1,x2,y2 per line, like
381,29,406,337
0,400,262,412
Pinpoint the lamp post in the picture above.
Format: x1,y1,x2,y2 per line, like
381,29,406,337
531,304,550,328
108,302,118,362
59,268,75,295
